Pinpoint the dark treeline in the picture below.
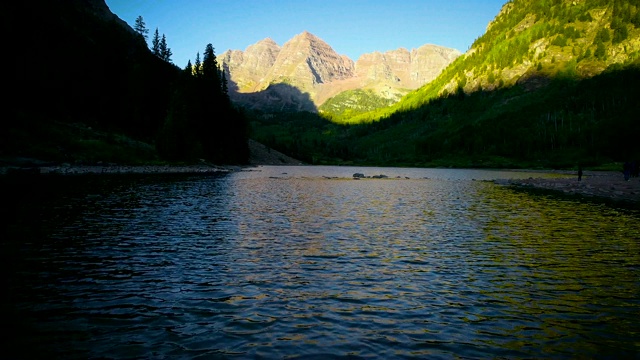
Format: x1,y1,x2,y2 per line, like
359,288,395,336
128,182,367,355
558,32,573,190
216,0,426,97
157,45,249,164
3,1,174,141
249,111,331,164
2,0,248,165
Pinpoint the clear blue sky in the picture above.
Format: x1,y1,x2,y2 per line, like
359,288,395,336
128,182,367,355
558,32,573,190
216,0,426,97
105,0,507,68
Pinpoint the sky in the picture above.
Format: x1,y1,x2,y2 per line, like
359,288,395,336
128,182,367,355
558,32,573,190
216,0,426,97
105,0,507,68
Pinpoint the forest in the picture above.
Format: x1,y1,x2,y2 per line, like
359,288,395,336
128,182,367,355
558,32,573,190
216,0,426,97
252,61,640,169
2,0,249,166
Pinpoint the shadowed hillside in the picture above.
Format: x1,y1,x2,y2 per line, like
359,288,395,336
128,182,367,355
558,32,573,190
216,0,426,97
1,0,249,165
232,83,317,113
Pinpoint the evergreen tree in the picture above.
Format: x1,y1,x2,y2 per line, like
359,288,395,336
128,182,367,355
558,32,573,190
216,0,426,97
159,34,172,62
612,22,629,44
157,65,199,160
194,52,202,77
199,44,223,161
158,45,249,164
202,44,221,91
134,16,149,42
151,28,160,56
594,41,607,59
221,70,229,98
633,9,640,28
595,28,610,43
164,46,173,62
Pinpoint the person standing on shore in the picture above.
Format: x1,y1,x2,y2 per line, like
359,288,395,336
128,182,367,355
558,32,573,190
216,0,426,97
578,164,583,181
623,161,631,181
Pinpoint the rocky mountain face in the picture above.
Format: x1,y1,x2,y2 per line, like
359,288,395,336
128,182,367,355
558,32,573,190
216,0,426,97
264,31,355,92
219,31,461,111
221,38,280,92
355,45,461,89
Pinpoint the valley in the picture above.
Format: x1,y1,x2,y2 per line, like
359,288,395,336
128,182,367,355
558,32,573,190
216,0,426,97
243,0,640,169
3,0,638,171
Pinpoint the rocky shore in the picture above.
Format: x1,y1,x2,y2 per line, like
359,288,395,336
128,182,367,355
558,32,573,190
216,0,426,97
497,171,640,207
39,164,233,175
0,161,233,176
0,139,303,176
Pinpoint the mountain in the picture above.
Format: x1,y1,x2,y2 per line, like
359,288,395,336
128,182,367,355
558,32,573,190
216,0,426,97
354,45,461,89
264,31,355,92
318,45,461,119
219,32,461,112
340,0,640,165
221,38,281,92
352,0,640,123
250,0,640,168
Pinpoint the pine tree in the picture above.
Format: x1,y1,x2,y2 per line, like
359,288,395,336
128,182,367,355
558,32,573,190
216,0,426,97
159,34,167,59
159,34,172,62
164,46,173,63
594,41,607,59
612,16,629,44
595,28,610,43
151,28,160,56
202,43,221,90
221,70,229,98
200,44,225,161
633,9,640,28
158,45,248,164
194,52,202,77
134,16,149,42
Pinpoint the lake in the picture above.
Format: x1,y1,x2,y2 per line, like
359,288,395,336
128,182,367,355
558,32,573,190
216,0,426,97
2,165,639,359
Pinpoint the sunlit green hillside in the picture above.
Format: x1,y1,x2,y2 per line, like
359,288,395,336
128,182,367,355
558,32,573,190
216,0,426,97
318,89,398,121
342,0,640,125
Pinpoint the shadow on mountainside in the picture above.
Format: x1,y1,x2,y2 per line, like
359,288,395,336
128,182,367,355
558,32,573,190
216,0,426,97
230,83,317,113
247,139,305,165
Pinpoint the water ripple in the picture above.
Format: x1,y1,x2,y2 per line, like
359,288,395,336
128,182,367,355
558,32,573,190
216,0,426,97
2,168,639,359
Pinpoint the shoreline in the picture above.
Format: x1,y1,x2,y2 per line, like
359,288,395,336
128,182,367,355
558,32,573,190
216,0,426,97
497,171,640,207
3,163,638,207
0,163,235,176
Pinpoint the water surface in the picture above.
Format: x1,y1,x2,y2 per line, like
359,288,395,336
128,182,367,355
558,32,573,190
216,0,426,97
3,166,639,359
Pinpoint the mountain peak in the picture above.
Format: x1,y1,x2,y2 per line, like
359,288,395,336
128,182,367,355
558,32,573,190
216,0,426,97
257,37,278,46
290,31,325,46
220,32,460,109
298,30,315,38
265,30,353,90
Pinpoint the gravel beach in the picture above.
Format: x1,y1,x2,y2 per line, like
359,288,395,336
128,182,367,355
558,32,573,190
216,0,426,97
0,139,303,176
499,171,640,207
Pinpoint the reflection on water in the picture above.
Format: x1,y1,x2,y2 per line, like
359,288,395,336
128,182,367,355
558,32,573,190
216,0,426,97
2,166,639,359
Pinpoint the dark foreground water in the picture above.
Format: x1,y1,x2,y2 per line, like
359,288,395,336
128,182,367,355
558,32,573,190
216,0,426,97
2,166,639,359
